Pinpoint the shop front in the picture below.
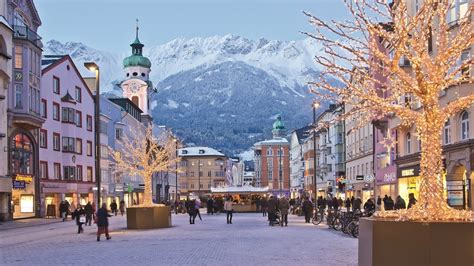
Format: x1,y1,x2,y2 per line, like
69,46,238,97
10,132,39,219
211,186,269,212
397,165,420,203
444,142,473,210
348,178,374,203
375,165,397,209
41,182,94,217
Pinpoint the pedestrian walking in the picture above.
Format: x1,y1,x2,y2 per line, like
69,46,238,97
302,197,313,223
207,197,214,215
407,193,417,209
267,196,277,226
261,197,268,217
195,198,202,221
73,205,85,234
110,200,118,216
345,198,351,212
279,196,289,227
256,197,261,213
376,196,382,211
352,197,362,211
186,198,196,224
332,197,339,210
84,201,93,226
224,197,234,224
119,200,125,216
96,203,112,241
59,201,67,221
394,195,406,210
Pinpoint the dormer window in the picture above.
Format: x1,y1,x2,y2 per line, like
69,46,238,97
182,150,188,155
199,149,205,154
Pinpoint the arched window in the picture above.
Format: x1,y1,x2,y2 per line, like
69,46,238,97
406,133,411,154
10,133,34,175
14,10,30,27
461,111,469,140
444,119,451,144
131,96,139,108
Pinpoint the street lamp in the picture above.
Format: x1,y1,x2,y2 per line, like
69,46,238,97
312,101,320,203
279,145,283,197
84,62,101,210
173,138,178,204
198,160,203,197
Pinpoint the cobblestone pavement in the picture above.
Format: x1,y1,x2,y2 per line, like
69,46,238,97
0,212,357,266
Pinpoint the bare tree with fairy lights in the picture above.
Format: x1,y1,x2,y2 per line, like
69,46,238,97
304,0,473,221
111,126,180,207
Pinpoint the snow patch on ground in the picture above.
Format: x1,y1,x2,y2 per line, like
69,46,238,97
166,99,179,109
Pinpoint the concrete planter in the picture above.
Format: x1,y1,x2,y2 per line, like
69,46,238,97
359,218,474,266
126,206,172,229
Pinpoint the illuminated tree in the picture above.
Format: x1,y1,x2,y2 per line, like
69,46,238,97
304,0,473,220
111,126,180,207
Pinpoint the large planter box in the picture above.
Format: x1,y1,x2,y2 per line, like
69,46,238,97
126,206,172,229
359,218,474,266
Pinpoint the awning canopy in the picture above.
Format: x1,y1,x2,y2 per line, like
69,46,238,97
211,186,269,194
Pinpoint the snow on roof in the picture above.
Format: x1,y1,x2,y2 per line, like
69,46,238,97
254,137,289,147
179,146,225,157
211,186,268,193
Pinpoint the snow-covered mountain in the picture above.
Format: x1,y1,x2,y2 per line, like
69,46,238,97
44,35,325,155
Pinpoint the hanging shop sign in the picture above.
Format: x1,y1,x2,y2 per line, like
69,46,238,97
383,172,397,183
356,175,364,181
13,180,26,189
398,165,420,178
15,174,33,184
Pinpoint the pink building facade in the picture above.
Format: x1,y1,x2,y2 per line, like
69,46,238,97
38,55,95,217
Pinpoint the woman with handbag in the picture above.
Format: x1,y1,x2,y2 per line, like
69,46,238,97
73,205,85,234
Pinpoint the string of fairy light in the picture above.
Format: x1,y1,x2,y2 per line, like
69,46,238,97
305,0,473,221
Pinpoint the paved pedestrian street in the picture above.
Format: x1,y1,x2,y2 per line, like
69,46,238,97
0,212,357,265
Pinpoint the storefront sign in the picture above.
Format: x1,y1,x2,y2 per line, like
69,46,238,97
398,165,420,178
356,175,364,181
447,181,464,190
447,191,464,207
15,175,33,184
13,180,26,189
383,172,396,183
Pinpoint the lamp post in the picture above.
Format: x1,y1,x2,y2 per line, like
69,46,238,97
312,102,320,202
279,145,283,197
173,138,178,203
84,62,101,210
198,160,202,197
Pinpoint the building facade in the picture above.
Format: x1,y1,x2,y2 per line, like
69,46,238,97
253,116,290,197
39,55,96,216
289,125,311,199
7,0,43,219
178,146,227,198
0,2,13,221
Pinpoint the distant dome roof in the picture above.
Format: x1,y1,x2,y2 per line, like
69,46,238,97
123,54,151,68
273,115,285,130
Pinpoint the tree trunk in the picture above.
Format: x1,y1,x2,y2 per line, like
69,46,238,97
143,172,153,206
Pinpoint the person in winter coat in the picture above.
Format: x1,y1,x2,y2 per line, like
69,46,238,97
352,197,362,211
267,196,278,226
84,202,93,226
260,197,268,217
279,197,290,227
185,198,196,224
327,196,333,209
59,201,67,222
73,205,85,234
394,195,406,210
195,198,202,221
119,200,125,216
96,203,111,241
345,198,351,212
407,193,417,209
364,199,376,214
110,200,118,216
207,197,214,215
224,197,234,224
332,197,340,210
302,197,314,223
376,196,382,211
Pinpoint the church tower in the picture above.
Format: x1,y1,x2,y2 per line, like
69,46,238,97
272,115,286,139
120,20,154,124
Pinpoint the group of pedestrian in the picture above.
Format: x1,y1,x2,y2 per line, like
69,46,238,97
59,200,71,221
381,193,417,210
263,196,290,226
205,197,225,215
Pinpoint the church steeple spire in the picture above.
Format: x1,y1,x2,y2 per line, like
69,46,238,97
131,19,144,56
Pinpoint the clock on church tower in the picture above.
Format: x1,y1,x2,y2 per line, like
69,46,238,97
120,20,155,125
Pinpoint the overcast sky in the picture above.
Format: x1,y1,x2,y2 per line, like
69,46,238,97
35,0,348,52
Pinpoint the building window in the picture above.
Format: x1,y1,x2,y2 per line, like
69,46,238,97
86,115,92,131
14,46,22,69
266,148,273,156
52,102,60,121
39,129,47,148
14,84,22,108
190,184,194,189
10,133,33,175
115,128,123,140
208,171,211,177
76,138,83,154
99,122,108,134
75,110,82,127
76,165,83,181
41,99,47,118
406,133,412,154
62,107,75,123
461,111,469,140
460,50,470,77
53,76,60,94
444,119,451,144
268,170,273,181
53,133,60,151
54,163,61,180
29,86,40,114
87,141,93,156
63,166,76,180
448,0,469,24
75,86,82,102
100,145,108,159
132,96,139,107
62,137,75,152
87,167,93,182
39,161,48,179
190,172,194,177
